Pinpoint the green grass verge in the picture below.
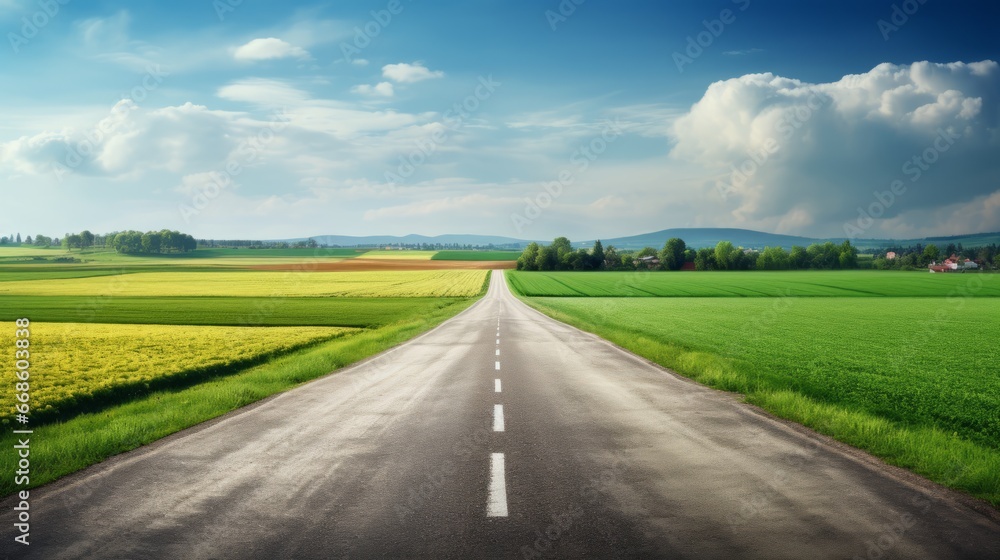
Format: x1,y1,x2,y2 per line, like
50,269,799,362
431,250,521,261
507,270,1000,297
0,292,484,496
0,295,467,328
517,293,1000,507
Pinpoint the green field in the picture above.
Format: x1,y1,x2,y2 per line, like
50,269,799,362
0,296,465,328
511,271,1000,506
507,270,1000,297
431,250,521,261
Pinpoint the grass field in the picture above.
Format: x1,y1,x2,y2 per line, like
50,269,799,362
507,270,1000,297
0,296,462,327
431,250,521,261
511,271,1000,506
0,270,489,297
0,323,356,423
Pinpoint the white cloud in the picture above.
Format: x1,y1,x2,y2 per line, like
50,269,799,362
218,78,310,106
352,82,395,98
351,58,369,66
382,62,444,83
233,38,309,61
670,60,1000,237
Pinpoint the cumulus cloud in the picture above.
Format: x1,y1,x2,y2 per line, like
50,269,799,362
352,82,395,98
233,38,309,61
671,60,1000,237
382,62,444,83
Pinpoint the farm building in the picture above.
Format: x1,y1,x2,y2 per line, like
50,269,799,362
929,255,980,273
886,251,897,260
635,255,660,268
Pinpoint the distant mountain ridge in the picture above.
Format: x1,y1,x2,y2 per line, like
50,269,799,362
284,229,1000,251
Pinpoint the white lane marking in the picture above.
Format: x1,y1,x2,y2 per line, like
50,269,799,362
496,339,500,345
495,378,502,392
493,404,504,432
495,361,501,371
488,453,508,517
495,348,500,356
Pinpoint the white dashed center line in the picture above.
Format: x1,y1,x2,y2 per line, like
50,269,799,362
495,361,501,371
487,453,508,517
493,404,504,432
495,378,502,393
495,348,500,356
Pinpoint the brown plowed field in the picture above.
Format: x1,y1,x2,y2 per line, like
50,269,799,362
247,258,516,272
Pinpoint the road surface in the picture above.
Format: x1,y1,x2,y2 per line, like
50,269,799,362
4,270,999,559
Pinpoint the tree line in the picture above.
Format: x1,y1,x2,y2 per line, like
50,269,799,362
48,230,198,254
517,237,861,271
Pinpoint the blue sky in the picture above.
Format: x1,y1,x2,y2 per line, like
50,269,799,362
1,0,998,240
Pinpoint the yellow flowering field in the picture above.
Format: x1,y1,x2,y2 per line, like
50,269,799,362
1,322,357,420
0,270,487,297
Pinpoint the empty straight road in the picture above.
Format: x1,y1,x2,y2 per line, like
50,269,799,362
4,271,999,559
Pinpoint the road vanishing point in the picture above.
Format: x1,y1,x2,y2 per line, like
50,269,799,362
4,271,999,559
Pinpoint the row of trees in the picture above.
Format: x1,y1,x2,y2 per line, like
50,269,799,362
516,237,861,271
0,234,58,246
104,230,197,254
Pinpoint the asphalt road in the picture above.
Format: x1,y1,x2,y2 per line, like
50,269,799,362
4,270,999,559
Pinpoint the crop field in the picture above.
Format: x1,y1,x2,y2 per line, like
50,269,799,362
0,323,355,422
0,251,490,492
431,251,521,261
507,270,1000,297
511,270,1000,505
360,250,439,260
0,296,461,328
0,270,489,298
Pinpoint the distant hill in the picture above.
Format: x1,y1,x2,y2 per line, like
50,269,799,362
285,229,1000,251
583,228,819,250
290,234,537,248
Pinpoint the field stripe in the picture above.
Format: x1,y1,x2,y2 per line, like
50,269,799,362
487,453,508,517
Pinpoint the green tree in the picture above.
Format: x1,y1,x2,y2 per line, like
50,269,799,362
590,240,605,270
694,247,716,270
79,230,95,248
789,246,809,269
535,245,558,271
517,242,540,271
141,231,162,253
602,245,620,270
923,244,940,263
659,238,687,271
714,241,736,270
756,246,790,270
